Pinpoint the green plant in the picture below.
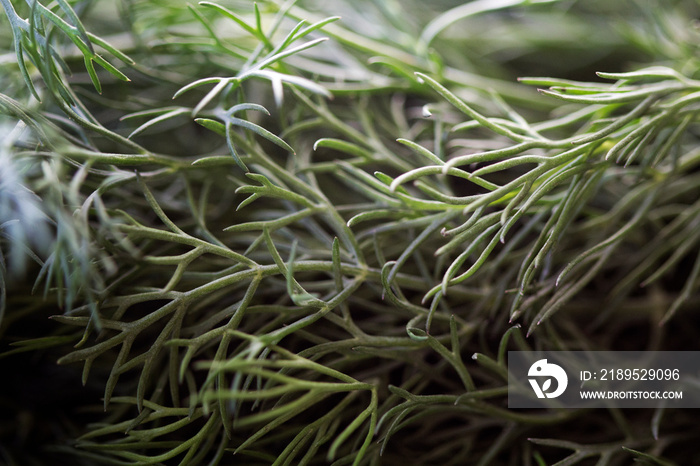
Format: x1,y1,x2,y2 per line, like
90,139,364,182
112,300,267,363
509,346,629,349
2,0,700,464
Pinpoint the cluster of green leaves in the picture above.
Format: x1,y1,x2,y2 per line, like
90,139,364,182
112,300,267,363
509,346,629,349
2,0,700,465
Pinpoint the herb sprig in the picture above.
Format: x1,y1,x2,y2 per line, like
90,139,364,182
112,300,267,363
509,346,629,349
1,0,699,464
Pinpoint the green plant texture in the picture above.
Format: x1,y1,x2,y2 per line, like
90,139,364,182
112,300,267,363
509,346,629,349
2,0,700,464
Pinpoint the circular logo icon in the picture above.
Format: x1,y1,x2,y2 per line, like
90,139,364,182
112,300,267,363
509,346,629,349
528,359,568,398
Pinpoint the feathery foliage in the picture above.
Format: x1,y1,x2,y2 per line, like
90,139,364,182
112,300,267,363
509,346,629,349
2,0,700,464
